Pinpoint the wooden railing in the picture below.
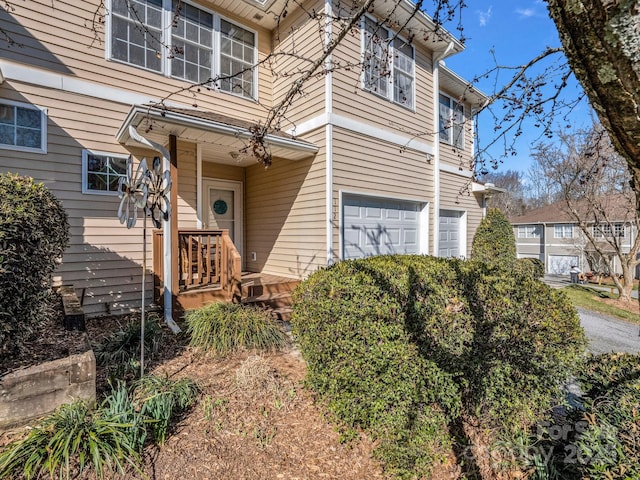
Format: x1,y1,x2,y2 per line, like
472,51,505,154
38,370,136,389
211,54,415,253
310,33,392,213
153,229,242,301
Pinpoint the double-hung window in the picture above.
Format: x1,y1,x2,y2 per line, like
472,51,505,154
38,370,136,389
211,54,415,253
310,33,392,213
82,150,128,195
0,100,47,153
439,93,464,149
362,16,415,108
518,225,541,238
108,0,257,99
554,224,573,238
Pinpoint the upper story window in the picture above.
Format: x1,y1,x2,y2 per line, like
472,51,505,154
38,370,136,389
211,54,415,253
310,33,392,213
439,93,464,149
362,16,415,109
0,100,47,153
518,225,541,238
108,0,257,99
554,224,573,238
82,150,128,195
593,223,625,238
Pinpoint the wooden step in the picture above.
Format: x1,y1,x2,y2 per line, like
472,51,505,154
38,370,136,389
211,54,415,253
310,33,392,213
242,291,293,309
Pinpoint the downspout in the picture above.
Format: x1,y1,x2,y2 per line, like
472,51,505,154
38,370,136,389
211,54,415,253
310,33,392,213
128,125,181,334
432,42,455,256
325,0,334,265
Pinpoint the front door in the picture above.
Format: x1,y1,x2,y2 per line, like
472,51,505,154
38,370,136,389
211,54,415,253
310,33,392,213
203,178,243,260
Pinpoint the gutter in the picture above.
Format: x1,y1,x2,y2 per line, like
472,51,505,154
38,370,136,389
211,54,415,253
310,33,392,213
127,125,181,334
432,41,455,256
116,106,318,156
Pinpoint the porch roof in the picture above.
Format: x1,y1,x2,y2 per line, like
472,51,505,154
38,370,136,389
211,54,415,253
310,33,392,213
116,105,319,166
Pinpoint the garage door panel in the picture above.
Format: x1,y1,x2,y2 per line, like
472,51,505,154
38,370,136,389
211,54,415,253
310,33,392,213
549,255,578,274
343,195,422,259
439,210,463,258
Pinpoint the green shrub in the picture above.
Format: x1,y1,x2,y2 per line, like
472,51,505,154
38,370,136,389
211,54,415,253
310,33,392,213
292,255,586,478
513,257,545,279
521,353,640,479
0,401,142,480
0,173,69,361
471,208,516,270
185,302,287,355
460,267,586,430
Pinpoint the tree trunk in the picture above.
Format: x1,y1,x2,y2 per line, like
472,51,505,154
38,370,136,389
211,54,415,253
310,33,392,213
546,1,640,181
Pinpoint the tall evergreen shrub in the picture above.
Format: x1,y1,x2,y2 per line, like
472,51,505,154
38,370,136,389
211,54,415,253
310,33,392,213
0,173,69,361
471,208,517,269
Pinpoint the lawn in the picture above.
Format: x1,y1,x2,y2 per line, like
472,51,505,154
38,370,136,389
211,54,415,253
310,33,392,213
563,284,640,323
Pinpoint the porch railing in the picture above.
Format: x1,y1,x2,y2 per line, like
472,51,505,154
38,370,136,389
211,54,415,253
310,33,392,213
152,229,242,301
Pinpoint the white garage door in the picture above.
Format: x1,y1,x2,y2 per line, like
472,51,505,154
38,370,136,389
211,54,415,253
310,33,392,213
439,210,462,258
549,255,578,274
342,195,420,259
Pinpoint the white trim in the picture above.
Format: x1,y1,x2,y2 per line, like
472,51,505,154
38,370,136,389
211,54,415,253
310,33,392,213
202,177,244,262
420,201,430,255
0,60,171,107
196,143,203,229
0,98,47,154
439,162,473,177
289,113,434,154
81,149,129,195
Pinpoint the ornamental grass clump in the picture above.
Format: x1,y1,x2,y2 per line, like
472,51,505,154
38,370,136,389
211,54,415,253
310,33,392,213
0,401,142,480
0,375,198,479
185,302,287,355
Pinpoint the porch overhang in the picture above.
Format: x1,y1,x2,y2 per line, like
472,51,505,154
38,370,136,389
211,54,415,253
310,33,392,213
471,182,506,195
116,105,319,165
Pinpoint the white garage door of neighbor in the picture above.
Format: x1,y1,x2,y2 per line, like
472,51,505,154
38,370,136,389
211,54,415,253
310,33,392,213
549,255,578,274
439,210,462,258
342,195,420,259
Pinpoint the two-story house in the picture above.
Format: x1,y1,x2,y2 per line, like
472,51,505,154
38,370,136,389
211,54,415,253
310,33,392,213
0,0,492,318
511,198,639,276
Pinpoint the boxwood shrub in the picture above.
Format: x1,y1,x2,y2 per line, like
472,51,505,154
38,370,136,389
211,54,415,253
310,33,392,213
292,255,586,478
471,208,517,270
0,174,69,361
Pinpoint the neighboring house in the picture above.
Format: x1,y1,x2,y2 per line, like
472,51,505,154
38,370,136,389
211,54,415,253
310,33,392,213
510,200,638,275
0,0,494,317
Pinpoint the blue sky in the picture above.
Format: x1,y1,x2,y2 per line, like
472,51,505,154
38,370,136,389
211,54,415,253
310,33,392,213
443,0,592,174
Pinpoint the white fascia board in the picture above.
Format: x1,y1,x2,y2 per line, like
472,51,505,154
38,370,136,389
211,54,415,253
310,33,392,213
289,113,434,155
440,162,473,178
117,105,319,155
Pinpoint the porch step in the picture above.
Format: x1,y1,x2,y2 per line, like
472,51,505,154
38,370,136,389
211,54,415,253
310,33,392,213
242,287,297,323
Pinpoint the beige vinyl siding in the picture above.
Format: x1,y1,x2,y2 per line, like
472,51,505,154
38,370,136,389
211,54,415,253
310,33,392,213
332,127,434,256
1,0,273,122
271,0,326,127
202,162,244,182
245,129,326,278
176,141,198,229
0,82,164,316
439,171,484,256
331,25,435,137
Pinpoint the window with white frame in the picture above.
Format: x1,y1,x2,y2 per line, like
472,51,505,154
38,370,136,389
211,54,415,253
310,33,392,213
108,0,257,99
0,100,46,153
439,93,464,149
362,16,415,108
82,150,128,194
518,225,541,238
593,223,624,238
554,224,573,238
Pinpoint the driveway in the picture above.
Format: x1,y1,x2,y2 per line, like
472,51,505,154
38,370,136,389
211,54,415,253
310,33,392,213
577,307,640,354
542,275,640,354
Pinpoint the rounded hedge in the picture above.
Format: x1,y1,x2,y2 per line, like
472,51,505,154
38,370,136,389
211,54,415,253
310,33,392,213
0,173,69,359
291,255,586,477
